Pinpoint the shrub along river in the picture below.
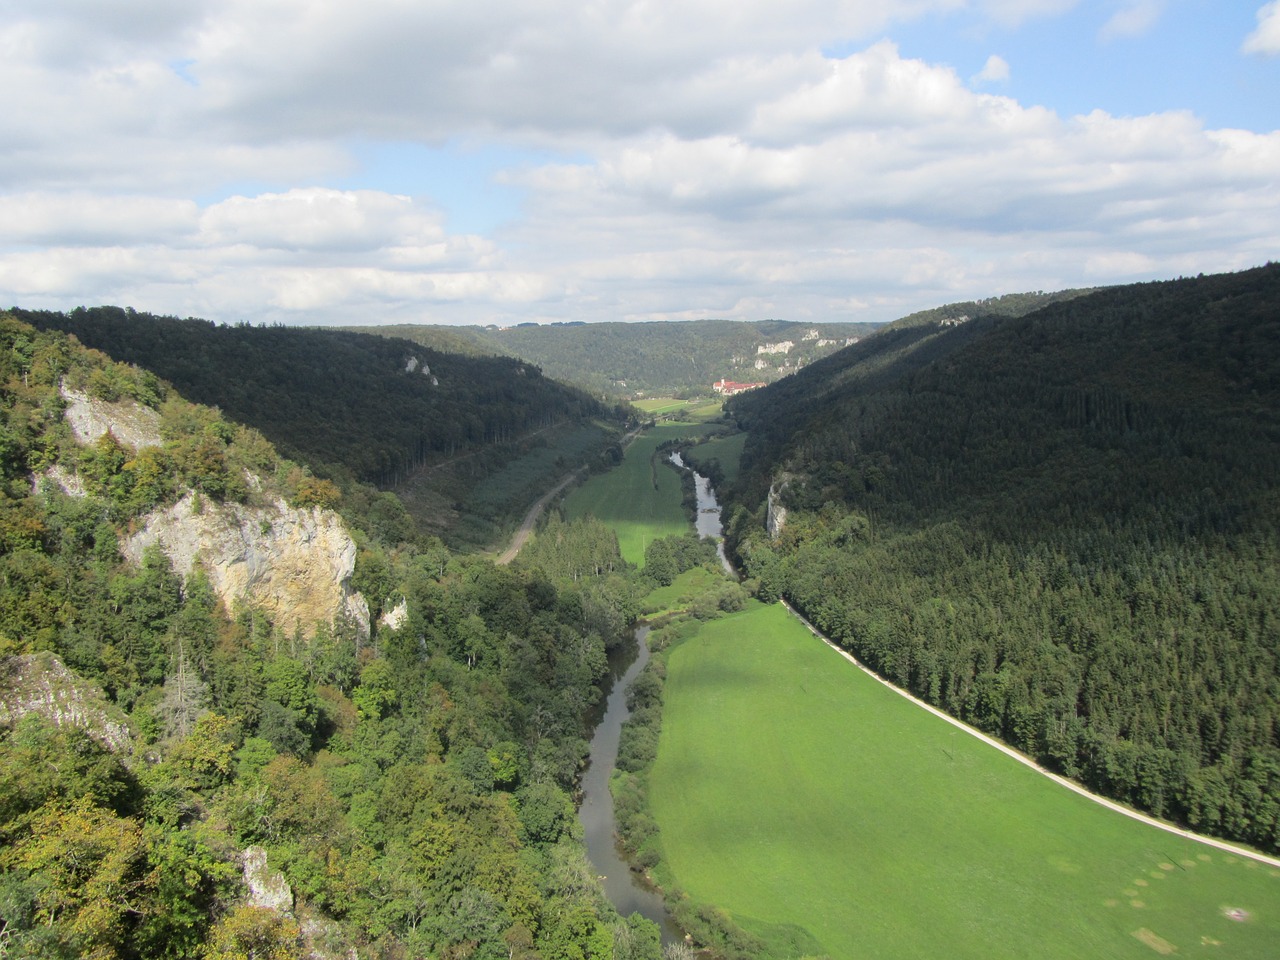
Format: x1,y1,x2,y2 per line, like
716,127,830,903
577,452,729,945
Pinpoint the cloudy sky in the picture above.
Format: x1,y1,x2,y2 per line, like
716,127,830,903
2,1,1277,326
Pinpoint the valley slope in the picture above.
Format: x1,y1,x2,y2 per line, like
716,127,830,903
723,264,1280,853
15,307,629,548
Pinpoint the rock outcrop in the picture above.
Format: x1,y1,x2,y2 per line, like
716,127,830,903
123,492,370,639
60,384,163,450
0,652,134,753
242,845,294,914
767,480,789,540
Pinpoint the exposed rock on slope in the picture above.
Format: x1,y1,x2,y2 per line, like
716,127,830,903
61,384,162,449
123,492,370,639
57,381,370,639
0,652,134,753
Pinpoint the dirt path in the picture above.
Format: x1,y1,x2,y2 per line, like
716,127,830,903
495,424,645,566
782,599,1280,870
495,468,585,565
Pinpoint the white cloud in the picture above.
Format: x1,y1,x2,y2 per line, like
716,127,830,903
0,1,1275,327
198,189,445,253
973,54,1011,84
1099,0,1164,42
1243,1,1280,55
0,194,199,245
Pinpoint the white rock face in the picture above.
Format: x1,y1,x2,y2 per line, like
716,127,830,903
767,483,789,540
124,492,370,639
0,653,133,753
379,598,408,631
37,464,86,497
60,385,163,450
242,846,294,914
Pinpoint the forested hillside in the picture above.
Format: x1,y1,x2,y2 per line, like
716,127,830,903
724,264,1280,852
359,319,881,399
15,308,627,547
0,313,669,958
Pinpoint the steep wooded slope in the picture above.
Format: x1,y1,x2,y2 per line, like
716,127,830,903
0,314,660,959
724,264,1280,852
16,307,628,547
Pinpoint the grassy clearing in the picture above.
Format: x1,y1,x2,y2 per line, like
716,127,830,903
649,601,1280,960
632,397,694,414
561,422,709,566
640,566,727,618
682,431,747,486
685,399,726,419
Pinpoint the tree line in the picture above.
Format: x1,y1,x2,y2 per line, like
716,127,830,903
724,264,1280,853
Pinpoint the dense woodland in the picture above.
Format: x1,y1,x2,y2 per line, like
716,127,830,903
358,320,881,399
6,265,1280,955
14,308,628,547
0,315,669,959
725,265,1280,852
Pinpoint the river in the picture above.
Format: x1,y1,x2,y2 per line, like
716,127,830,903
578,451,730,944
671,451,735,577
579,626,684,943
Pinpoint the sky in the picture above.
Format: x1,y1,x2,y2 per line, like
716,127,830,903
1,0,1277,327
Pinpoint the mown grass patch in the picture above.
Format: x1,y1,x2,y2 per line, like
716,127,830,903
632,397,693,414
682,431,747,487
649,601,1280,960
562,423,707,566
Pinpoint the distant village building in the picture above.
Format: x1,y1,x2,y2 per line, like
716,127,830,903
713,378,767,395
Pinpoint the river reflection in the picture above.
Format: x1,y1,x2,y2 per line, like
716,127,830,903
671,451,735,577
580,627,683,944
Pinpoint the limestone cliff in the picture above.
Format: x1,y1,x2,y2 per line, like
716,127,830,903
767,479,789,540
123,492,370,639
57,381,370,639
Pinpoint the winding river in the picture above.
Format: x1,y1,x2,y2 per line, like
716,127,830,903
578,451,729,944
672,451,735,577
579,627,683,943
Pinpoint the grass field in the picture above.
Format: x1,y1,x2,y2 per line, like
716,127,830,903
649,601,1280,960
632,397,694,414
640,566,727,617
561,422,707,566
682,431,747,486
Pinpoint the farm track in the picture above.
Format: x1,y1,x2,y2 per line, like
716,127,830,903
782,599,1280,870
495,424,646,565
495,468,585,565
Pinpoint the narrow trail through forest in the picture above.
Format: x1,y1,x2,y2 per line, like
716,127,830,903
782,599,1280,869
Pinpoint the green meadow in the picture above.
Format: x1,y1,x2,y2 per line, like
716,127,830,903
649,601,1280,960
640,565,727,617
631,397,728,419
632,397,694,414
561,422,711,566
682,431,747,486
